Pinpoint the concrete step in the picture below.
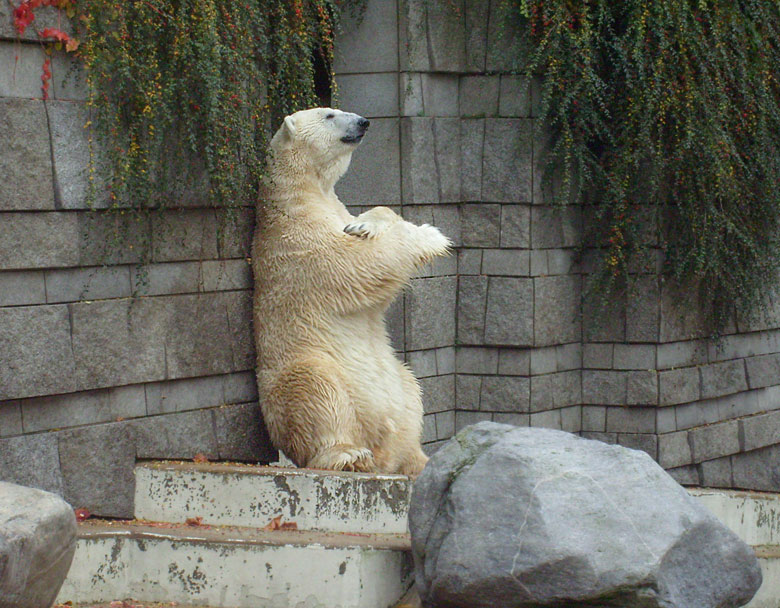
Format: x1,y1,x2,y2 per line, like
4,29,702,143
134,461,412,534
57,520,412,608
689,488,780,608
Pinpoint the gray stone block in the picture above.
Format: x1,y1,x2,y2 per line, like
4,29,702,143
423,413,437,443
534,275,580,346
51,51,85,101
529,409,562,430
689,420,740,463
675,399,726,431
485,277,533,346
399,0,428,71
400,118,437,205
436,347,456,375
425,0,467,71
583,343,613,369
757,384,780,414
457,249,482,275
455,410,493,432
58,422,135,517
657,407,677,434
481,119,533,203
433,206,461,251
530,346,557,375
400,72,423,116
560,405,582,432
461,203,500,248
557,343,582,371
606,406,655,434
0,98,54,210
479,376,529,413
216,208,253,258
581,405,606,432
463,1,489,70
132,408,219,460
658,431,692,468
45,266,132,303
0,270,46,306
481,249,530,276
531,205,581,248
731,444,780,492
660,286,707,342
700,360,748,400
491,412,530,427
613,344,656,370
530,371,581,412
145,375,225,415
498,75,531,117
0,305,76,400
456,375,482,410
459,75,499,117
77,210,150,266
497,349,530,376
659,367,700,406
0,42,46,98
460,119,484,201
407,349,438,378
0,433,63,494
627,370,659,405
582,370,626,405
69,298,166,390
666,465,700,485
698,457,733,488
336,72,399,118
130,261,201,296
626,276,660,342
21,384,145,433
583,289,626,342
216,402,275,462
718,389,766,422
201,259,251,292
420,374,455,414
421,74,459,116
221,290,255,371
0,2,73,40
456,347,498,374
457,275,486,345
709,329,780,362
745,353,780,389
152,209,219,262
222,371,258,405
434,118,461,202
386,296,405,352
546,249,578,275
740,410,780,452
334,0,398,73
617,433,658,460
657,340,708,370
0,403,22,437
405,276,456,350
338,117,401,205
435,410,456,440
48,100,108,210
485,1,522,72
499,205,530,248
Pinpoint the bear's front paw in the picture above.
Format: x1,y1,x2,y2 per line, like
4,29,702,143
418,224,453,256
344,218,390,239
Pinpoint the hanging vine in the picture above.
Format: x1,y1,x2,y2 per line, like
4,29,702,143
497,0,780,332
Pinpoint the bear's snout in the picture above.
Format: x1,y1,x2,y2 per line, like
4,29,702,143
358,117,370,131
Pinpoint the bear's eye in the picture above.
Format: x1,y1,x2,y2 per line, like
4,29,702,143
326,113,335,119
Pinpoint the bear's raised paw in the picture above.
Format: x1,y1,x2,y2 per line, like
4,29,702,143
308,444,376,472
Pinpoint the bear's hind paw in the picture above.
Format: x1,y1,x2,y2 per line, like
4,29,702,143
309,445,376,473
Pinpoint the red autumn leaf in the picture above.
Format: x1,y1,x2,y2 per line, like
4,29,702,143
185,516,203,526
74,507,91,522
263,515,297,531
39,26,69,42
279,521,298,530
193,453,209,463
65,36,79,52
41,57,51,100
12,2,36,36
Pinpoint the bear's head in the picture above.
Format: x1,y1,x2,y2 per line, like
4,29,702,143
269,107,370,190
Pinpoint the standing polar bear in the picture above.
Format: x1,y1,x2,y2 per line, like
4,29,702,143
252,108,450,475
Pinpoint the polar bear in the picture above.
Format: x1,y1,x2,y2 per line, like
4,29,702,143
251,108,451,475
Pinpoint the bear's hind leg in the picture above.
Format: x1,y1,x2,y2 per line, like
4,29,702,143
267,357,376,473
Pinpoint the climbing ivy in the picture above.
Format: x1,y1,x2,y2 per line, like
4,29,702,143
497,0,780,332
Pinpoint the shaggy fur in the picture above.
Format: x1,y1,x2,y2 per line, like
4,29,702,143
252,107,451,475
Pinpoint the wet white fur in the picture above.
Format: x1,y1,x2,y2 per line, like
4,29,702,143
252,108,451,474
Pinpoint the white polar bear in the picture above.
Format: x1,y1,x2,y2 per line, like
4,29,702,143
251,107,451,475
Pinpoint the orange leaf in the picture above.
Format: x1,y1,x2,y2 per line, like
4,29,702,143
39,27,69,43
193,453,209,463
74,507,91,522
185,516,203,526
263,515,282,531
65,37,79,52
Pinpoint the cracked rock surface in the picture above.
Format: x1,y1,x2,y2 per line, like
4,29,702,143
0,481,77,608
409,422,762,608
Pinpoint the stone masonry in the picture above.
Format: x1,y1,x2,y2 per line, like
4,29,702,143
1,0,780,519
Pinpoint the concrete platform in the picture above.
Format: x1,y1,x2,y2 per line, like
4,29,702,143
134,461,412,534
57,521,412,608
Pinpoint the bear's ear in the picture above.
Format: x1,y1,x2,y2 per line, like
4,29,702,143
283,115,297,138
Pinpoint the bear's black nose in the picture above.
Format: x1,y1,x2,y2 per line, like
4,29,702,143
358,118,370,130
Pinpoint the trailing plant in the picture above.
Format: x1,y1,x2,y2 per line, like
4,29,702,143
14,0,346,218
497,0,780,332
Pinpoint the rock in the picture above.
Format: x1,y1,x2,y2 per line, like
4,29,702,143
409,422,762,608
0,482,77,608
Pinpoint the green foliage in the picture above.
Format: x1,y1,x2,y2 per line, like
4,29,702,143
76,0,344,212
499,0,780,331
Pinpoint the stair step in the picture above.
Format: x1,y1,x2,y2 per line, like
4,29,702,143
57,520,412,608
134,461,413,534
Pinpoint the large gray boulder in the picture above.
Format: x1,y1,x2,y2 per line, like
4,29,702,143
0,482,77,608
409,422,762,608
